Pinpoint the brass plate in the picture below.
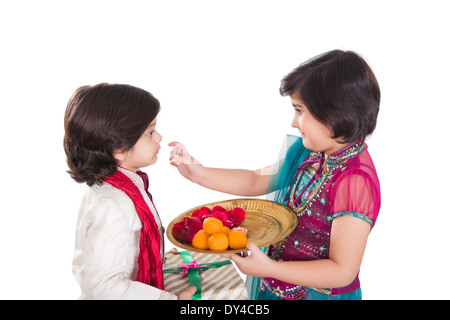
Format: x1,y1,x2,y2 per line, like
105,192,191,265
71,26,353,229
167,198,298,253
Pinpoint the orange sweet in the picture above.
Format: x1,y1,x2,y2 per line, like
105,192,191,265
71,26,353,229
192,230,209,250
227,230,248,249
208,233,229,251
220,226,231,235
203,217,223,235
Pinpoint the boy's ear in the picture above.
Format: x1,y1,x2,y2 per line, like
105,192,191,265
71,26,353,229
113,149,127,163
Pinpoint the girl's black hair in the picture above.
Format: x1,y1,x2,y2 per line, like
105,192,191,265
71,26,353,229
63,83,160,186
280,50,380,143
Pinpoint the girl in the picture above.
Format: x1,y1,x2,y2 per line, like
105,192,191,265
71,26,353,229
169,50,381,300
64,83,197,300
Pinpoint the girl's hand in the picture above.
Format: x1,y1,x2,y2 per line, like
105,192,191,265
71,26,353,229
177,286,198,300
220,243,275,278
169,141,193,166
168,141,202,181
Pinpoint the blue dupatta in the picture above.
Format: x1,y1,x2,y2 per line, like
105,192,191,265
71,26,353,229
246,135,310,300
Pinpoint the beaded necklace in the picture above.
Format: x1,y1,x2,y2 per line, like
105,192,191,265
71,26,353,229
287,139,366,217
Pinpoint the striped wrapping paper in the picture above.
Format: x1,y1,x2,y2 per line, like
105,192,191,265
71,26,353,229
163,251,247,300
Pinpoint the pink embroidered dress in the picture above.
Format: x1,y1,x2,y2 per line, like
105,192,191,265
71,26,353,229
257,138,380,300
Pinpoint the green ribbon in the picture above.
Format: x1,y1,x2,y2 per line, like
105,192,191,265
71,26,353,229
163,251,232,300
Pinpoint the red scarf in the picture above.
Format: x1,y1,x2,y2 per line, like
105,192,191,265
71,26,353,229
104,169,164,290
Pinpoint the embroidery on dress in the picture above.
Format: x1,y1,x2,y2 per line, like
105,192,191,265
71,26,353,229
263,139,368,300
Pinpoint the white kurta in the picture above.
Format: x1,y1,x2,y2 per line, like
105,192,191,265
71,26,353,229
72,167,176,300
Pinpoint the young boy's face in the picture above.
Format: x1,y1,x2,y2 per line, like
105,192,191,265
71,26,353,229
115,118,162,172
290,95,348,156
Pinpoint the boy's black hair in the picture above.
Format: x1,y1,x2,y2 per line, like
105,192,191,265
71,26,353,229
64,83,160,186
280,50,380,143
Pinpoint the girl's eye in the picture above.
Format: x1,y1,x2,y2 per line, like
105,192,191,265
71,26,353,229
147,130,154,136
295,108,303,115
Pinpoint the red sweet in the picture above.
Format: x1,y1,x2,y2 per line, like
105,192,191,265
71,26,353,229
193,207,212,220
211,210,233,228
211,205,226,213
192,209,202,217
231,207,245,226
210,206,245,228
171,216,202,243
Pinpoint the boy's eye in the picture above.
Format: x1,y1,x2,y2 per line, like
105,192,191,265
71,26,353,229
147,130,154,136
295,108,303,115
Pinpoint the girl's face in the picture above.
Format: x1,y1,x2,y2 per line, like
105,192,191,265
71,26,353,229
290,95,349,156
115,118,162,172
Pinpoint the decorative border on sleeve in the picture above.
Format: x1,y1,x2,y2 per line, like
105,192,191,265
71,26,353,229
331,211,374,227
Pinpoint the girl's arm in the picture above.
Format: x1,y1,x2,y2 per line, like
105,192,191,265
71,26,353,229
169,141,271,197
223,215,371,288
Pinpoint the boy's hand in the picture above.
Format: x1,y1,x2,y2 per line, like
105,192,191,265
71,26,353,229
177,286,198,300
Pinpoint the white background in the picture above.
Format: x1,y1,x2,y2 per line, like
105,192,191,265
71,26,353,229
0,0,448,299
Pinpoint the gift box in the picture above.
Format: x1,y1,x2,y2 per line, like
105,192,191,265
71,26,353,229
163,250,247,300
